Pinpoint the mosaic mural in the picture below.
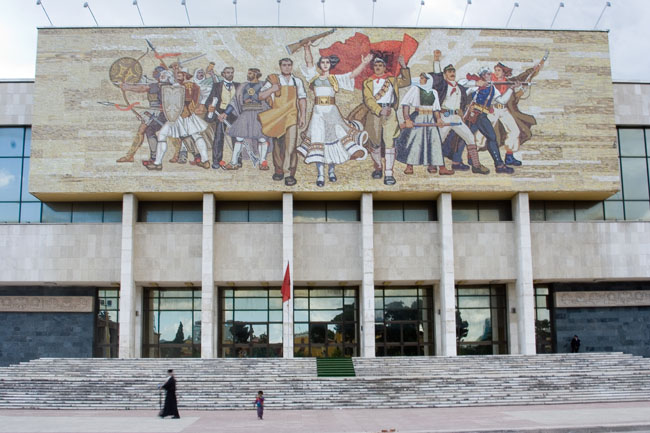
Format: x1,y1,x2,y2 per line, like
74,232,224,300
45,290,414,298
30,27,619,196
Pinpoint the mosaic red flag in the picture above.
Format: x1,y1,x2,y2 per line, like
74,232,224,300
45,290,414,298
319,32,419,89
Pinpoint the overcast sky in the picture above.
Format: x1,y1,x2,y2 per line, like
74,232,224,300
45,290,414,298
1,0,647,81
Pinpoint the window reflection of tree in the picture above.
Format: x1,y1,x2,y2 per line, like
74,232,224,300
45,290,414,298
456,309,468,342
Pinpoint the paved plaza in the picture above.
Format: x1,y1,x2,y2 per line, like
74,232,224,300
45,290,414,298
1,402,650,433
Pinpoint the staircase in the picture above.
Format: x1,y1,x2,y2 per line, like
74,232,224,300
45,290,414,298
1,353,650,410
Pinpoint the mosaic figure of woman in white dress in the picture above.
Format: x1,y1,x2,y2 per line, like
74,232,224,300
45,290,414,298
297,44,372,187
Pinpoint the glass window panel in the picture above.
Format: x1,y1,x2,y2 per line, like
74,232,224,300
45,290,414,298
452,201,478,222
216,202,248,222
374,298,384,309
20,158,37,201
102,202,122,222
234,298,268,310
41,202,72,223
172,202,202,222
344,297,356,306
0,128,24,156
457,287,490,296
310,297,342,309
159,298,193,310
529,201,545,221
326,202,359,222
268,289,281,298
269,310,282,322
139,202,172,222
575,201,604,221
536,287,549,295
535,295,547,308
458,297,491,308
223,311,233,321
404,201,436,221
294,298,309,310
310,310,343,322
544,201,575,221
309,289,343,297
159,290,192,297
621,158,649,200
234,310,268,322
375,310,384,321
294,289,308,297
23,128,31,156
193,297,202,310
250,324,268,340
293,202,326,222
384,297,418,309
385,288,417,296
157,311,193,343
624,201,650,221
0,158,22,201
249,201,282,222
223,298,234,310
373,202,403,222
604,201,624,220
618,129,646,157
223,289,233,297
344,289,356,297
234,290,267,297
536,309,550,322
458,308,492,341
72,202,103,223
269,298,282,309
478,201,512,221
294,310,309,322
0,202,19,222
294,323,309,336
269,324,283,344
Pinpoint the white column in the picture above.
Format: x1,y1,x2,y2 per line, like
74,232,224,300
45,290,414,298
433,284,442,356
506,282,520,355
201,193,217,358
360,193,375,358
512,192,536,355
282,193,294,358
437,193,457,356
134,285,143,358
119,193,137,358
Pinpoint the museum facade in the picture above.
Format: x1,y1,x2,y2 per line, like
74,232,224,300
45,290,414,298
1,26,649,366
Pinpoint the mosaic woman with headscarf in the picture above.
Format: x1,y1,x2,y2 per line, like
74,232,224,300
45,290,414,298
396,72,454,176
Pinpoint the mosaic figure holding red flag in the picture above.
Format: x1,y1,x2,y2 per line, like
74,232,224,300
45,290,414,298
296,44,372,187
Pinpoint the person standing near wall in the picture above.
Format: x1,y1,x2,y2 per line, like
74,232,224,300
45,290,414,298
570,335,581,353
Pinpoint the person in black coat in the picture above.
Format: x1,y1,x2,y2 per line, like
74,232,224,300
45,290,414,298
159,369,180,419
205,66,240,169
570,335,581,353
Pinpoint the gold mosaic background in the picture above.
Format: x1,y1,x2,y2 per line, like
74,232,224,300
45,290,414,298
30,27,618,198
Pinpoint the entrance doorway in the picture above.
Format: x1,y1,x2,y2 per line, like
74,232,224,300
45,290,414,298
220,288,283,358
293,288,359,357
456,285,508,355
374,286,434,356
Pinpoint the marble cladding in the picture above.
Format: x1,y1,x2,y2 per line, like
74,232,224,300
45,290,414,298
613,82,650,125
373,222,440,282
214,222,283,283
4,220,650,285
530,221,650,280
133,223,202,283
0,224,121,283
0,81,33,125
453,222,516,281
294,222,362,283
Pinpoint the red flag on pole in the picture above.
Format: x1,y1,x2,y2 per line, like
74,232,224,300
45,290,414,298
281,262,291,303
